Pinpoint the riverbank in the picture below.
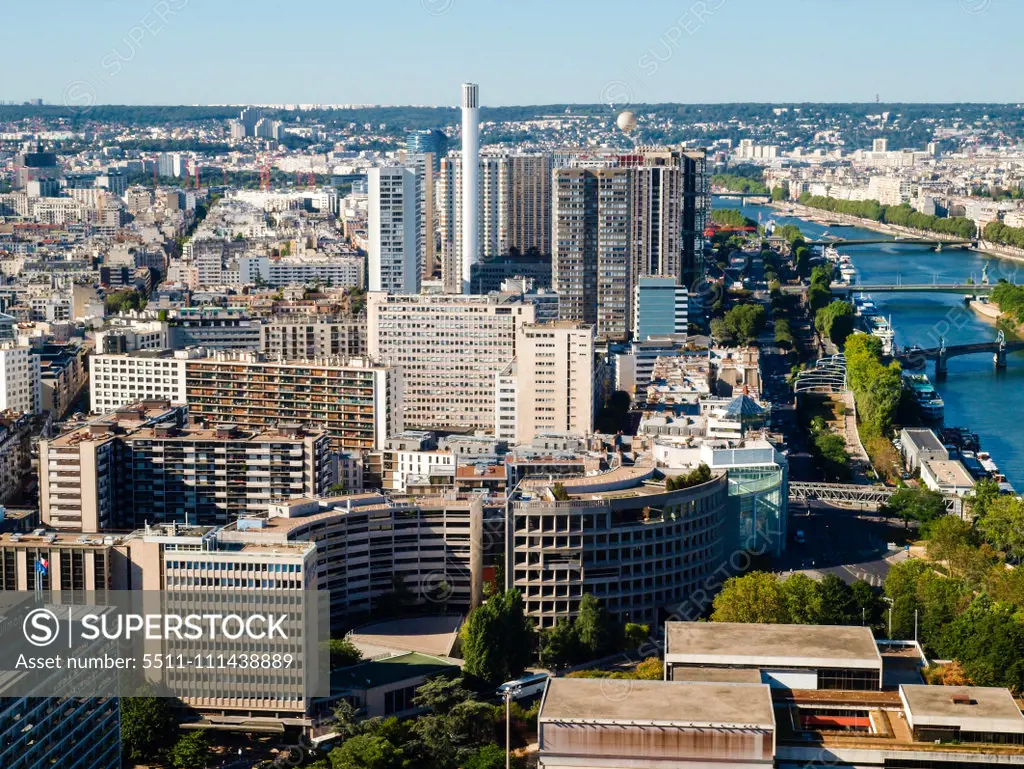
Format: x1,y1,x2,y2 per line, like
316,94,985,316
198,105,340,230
770,201,1024,264
969,299,1001,321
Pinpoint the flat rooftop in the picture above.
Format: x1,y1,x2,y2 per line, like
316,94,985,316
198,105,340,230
671,666,764,685
903,428,945,453
901,685,1024,734
540,678,775,729
923,459,976,488
665,622,883,670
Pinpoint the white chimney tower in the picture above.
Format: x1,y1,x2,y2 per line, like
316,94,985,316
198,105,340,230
460,82,480,294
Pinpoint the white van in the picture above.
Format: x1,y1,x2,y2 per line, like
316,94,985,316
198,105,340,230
495,672,550,701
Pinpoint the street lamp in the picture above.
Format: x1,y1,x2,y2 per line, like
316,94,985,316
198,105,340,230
504,688,513,769
882,596,894,639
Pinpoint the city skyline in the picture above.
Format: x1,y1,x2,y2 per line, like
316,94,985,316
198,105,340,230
4,0,1023,107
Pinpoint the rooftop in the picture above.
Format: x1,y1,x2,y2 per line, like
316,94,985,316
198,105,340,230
902,427,946,453
331,651,459,691
923,459,976,488
665,622,883,670
540,678,775,729
901,684,1024,734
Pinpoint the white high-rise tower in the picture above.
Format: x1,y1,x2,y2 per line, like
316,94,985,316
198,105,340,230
460,82,480,294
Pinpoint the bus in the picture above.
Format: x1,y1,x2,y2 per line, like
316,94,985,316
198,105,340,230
495,672,550,701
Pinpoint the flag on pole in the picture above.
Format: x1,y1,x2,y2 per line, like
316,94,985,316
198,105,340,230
35,557,48,575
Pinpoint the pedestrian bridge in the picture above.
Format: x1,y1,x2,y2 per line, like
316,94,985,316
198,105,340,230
788,481,961,514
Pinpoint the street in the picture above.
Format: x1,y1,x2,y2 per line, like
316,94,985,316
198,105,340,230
773,500,912,587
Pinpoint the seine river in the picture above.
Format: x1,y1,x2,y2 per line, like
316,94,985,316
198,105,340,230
720,199,1024,489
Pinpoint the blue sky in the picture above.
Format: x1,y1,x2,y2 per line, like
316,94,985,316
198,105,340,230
6,0,1023,106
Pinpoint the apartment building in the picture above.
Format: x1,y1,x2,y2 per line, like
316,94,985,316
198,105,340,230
552,168,633,339
238,254,365,289
0,344,41,414
184,352,400,452
39,402,332,531
439,152,553,292
512,322,596,444
368,166,419,294
91,350,399,452
260,316,367,360
553,149,708,339
367,292,534,431
90,349,189,412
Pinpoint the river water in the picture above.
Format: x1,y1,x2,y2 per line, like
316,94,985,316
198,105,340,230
720,200,1024,488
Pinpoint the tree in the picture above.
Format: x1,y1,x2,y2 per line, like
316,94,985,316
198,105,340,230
882,488,947,530
575,593,619,659
666,464,711,491
710,317,733,343
851,580,885,628
333,699,363,741
329,637,363,669
464,744,523,769
817,574,857,625
623,622,651,650
634,657,663,680
723,304,766,344
711,572,788,624
330,734,404,769
814,301,856,347
977,495,1024,559
413,699,495,768
807,282,831,313
539,619,579,670
121,695,176,763
551,483,570,501
967,477,1001,519
926,515,976,566
412,676,470,716
169,731,209,769
462,591,533,684
780,573,822,624
774,318,793,349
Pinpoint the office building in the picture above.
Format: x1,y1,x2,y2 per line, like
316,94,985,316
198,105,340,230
219,492,487,626
634,277,688,339
406,129,448,171
553,148,708,339
664,622,884,689
368,165,419,294
511,322,596,444
367,292,533,431
461,83,481,293
538,678,775,769
0,694,120,769
507,469,730,628
0,344,41,414
261,316,367,360
504,153,552,256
